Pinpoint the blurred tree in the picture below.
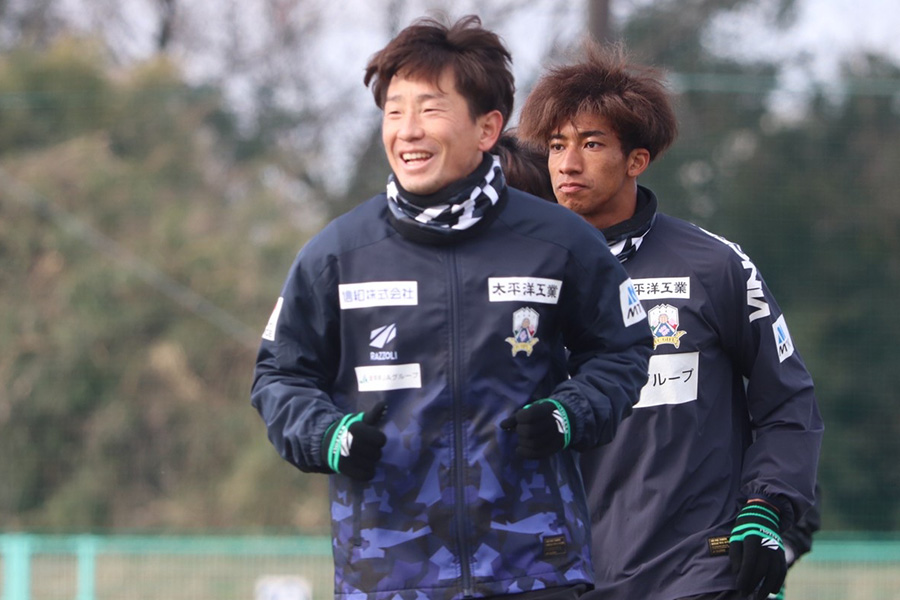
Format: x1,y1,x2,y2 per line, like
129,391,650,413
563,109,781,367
715,55,900,529
0,39,331,531
609,2,900,529
156,0,176,50
0,0,898,535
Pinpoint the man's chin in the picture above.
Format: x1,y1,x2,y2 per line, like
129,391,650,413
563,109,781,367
559,198,589,214
396,176,442,196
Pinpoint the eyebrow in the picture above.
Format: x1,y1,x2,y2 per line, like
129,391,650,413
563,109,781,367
385,92,446,104
549,129,609,142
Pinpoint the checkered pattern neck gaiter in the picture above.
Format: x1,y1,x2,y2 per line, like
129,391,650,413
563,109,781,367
386,154,505,232
603,185,658,262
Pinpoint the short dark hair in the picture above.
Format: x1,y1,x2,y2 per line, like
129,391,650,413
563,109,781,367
518,43,677,161
493,132,554,202
364,14,515,126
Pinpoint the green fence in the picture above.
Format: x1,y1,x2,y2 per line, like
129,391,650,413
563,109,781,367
2,533,900,600
0,534,332,600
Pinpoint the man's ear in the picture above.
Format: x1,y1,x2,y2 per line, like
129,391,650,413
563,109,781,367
627,148,651,178
477,110,504,151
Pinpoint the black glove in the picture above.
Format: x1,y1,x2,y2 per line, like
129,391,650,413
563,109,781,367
500,398,572,459
730,499,787,600
323,401,387,481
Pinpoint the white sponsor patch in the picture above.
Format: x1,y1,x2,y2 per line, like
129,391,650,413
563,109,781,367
620,279,647,327
772,314,795,363
488,277,562,304
339,281,418,309
631,277,691,300
635,352,699,408
262,297,283,341
355,363,422,392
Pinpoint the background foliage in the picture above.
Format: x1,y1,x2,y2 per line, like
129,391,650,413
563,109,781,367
1,0,898,534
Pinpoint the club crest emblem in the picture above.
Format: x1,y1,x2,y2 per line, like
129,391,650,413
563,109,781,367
649,304,687,349
505,307,540,356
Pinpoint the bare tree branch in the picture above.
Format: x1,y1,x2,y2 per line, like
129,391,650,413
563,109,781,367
156,0,175,51
588,0,612,45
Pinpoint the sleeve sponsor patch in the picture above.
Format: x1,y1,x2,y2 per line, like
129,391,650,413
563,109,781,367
773,314,795,363
339,281,418,309
262,296,283,341
620,279,647,327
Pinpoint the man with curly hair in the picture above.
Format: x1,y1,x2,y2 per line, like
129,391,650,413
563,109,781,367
518,44,822,600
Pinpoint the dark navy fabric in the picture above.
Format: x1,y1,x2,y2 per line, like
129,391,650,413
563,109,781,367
252,186,653,600
580,189,823,600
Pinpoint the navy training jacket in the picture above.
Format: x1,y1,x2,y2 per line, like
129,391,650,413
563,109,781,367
251,185,653,600
581,189,823,600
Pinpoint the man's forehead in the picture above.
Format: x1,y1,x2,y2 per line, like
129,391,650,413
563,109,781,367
551,113,614,138
386,68,455,97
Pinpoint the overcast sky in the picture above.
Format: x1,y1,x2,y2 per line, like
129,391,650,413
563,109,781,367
51,0,898,188
701,0,900,116
705,0,900,81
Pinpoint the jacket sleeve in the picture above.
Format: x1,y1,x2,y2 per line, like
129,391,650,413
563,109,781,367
781,483,822,563
551,242,653,451
250,244,344,474
718,246,824,529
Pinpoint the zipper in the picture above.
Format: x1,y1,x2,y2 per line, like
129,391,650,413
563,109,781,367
447,248,473,596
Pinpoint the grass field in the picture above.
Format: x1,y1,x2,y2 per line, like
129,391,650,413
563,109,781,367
3,534,900,599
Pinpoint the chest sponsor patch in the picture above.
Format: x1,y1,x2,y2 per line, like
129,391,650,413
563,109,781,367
369,324,398,361
261,297,283,341
631,277,690,300
635,352,699,408
339,281,418,309
773,314,795,363
355,363,422,392
488,277,562,304
620,279,647,327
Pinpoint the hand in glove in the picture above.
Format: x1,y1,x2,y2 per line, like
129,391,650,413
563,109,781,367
500,398,571,459
730,499,787,600
323,401,387,481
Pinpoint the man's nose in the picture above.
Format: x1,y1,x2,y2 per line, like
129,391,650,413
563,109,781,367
398,112,424,140
557,148,582,173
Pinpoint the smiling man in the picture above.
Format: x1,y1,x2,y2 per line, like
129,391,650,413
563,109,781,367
518,44,823,600
250,16,652,600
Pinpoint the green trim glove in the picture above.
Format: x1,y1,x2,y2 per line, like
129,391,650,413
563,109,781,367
322,401,387,481
500,398,571,459
730,499,787,600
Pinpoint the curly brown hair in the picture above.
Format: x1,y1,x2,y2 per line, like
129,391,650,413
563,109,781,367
518,43,677,161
